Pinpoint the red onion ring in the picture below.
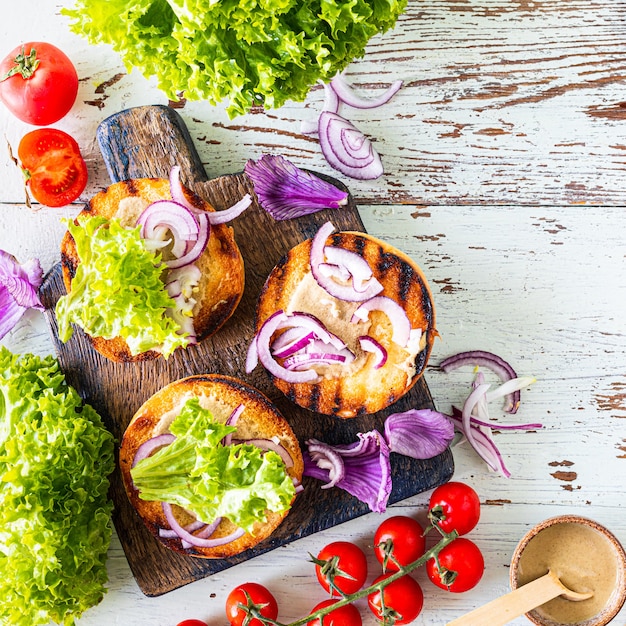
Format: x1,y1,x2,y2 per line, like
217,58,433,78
166,211,210,269
330,74,403,110
352,296,412,347
271,329,315,359
440,350,521,413
318,111,384,180
162,502,245,548
283,351,348,371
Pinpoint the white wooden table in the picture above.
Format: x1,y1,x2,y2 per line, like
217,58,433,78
1,1,625,625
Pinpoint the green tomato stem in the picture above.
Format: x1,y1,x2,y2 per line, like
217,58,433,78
1,47,40,81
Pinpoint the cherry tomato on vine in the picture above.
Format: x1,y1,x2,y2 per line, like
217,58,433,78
176,620,209,626
373,516,426,572
314,541,368,596
0,42,78,125
307,599,362,626
426,537,484,593
367,574,423,625
17,128,88,207
225,582,278,626
428,482,481,536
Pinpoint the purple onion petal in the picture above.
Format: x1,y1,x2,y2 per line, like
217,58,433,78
384,409,454,460
245,154,348,221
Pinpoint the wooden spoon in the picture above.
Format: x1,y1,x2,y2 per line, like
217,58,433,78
446,569,593,626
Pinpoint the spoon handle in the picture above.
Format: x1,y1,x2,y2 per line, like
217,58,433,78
446,571,569,626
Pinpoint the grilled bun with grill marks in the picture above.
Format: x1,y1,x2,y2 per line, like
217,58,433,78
60,177,244,362
252,226,436,417
119,374,303,559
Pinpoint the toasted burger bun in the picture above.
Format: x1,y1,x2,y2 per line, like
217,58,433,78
60,177,244,362
119,374,303,559
255,229,436,417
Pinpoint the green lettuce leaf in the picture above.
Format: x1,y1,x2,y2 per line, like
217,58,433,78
62,0,407,117
131,398,296,533
55,215,188,358
0,347,115,626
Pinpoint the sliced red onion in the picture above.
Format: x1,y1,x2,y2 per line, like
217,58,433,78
271,329,315,359
451,406,542,432
244,154,349,221
284,351,348,371
251,310,320,383
323,245,382,294
166,211,210,269
323,80,341,114
318,111,384,180
447,411,511,478
352,296,412,347
222,404,244,447
206,194,252,224
309,221,383,301
159,519,206,539
384,409,454,460
132,433,176,468
330,74,403,110
440,350,521,413
162,502,245,548
358,335,387,369
137,200,200,256
169,165,194,210
277,311,346,351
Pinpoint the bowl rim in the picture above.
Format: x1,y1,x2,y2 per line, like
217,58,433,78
509,515,626,626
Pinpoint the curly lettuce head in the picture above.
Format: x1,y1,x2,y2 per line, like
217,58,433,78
0,347,115,626
62,0,407,117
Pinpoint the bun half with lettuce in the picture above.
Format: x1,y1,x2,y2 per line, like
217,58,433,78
56,168,248,362
119,374,303,559
246,221,436,418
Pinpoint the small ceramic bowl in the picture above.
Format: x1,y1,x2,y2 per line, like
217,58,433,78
510,515,626,626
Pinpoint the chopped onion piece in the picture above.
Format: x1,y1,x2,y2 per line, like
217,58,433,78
330,74,403,110
244,154,349,221
318,111,384,180
352,296,412,347
384,409,454,459
309,221,383,301
303,431,392,513
358,335,387,369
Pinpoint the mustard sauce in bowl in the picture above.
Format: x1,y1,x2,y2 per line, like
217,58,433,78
510,516,626,626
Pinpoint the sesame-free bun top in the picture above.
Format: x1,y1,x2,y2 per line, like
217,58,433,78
119,374,303,559
60,177,244,362
254,229,436,418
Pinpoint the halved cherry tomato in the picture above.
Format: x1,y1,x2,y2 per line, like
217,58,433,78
428,482,481,536
225,582,278,626
314,541,368,597
176,620,209,626
367,574,423,625
307,599,362,626
0,42,78,126
374,516,426,572
426,537,485,592
17,128,88,207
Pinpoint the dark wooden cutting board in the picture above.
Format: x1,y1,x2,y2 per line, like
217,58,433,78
39,104,454,597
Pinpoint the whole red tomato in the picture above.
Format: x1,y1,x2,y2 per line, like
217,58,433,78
367,574,424,625
314,541,368,596
176,621,208,626
428,482,481,536
426,537,484,592
307,599,362,626
373,516,426,572
0,42,78,126
225,582,278,626
17,128,88,207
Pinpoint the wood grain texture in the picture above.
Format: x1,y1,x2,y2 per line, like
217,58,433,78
38,105,452,596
